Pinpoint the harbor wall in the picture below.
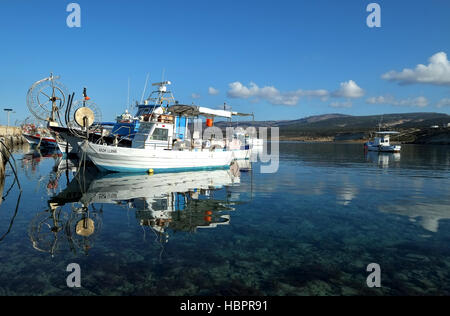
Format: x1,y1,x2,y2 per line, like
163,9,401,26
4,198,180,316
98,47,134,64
0,126,24,146
0,126,24,182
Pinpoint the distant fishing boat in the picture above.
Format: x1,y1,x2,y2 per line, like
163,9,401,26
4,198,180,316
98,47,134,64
364,132,402,153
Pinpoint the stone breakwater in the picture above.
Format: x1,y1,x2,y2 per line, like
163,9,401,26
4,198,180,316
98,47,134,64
0,126,24,147
0,126,24,179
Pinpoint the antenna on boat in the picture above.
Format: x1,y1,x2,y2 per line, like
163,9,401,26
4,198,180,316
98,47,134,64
150,80,173,107
140,73,150,104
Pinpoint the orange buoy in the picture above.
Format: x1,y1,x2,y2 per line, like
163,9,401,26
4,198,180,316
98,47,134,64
205,211,213,216
206,118,213,127
204,216,212,222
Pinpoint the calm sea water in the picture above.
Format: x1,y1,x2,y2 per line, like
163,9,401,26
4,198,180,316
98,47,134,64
0,142,449,296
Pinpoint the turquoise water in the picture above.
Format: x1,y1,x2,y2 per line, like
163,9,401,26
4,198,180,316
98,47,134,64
0,143,449,295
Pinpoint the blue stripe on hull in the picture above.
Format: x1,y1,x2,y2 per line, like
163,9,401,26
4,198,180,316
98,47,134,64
95,164,230,174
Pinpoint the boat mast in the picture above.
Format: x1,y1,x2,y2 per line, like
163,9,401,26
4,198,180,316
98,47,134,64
140,73,150,105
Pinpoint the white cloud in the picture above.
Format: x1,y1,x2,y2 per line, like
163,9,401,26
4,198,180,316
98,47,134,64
332,80,365,98
227,82,260,99
366,95,396,104
191,93,201,99
227,82,300,106
382,52,450,86
297,89,330,101
208,86,220,95
437,98,450,108
227,80,364,106
330,101,353,108
366,95,429,107
404,96,429,107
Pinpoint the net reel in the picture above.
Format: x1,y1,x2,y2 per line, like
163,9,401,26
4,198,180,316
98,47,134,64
66,88,102,138
66,203,103,255
28,205,70,256
26,74,68,125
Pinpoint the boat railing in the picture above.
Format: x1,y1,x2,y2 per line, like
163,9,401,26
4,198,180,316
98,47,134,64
112,125,134,138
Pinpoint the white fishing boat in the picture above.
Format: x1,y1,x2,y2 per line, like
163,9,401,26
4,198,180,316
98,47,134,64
82,100,250,173
84,140,234,173
364,132,401,153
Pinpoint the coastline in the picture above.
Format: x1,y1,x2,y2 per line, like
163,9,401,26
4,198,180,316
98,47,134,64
278,136,450,145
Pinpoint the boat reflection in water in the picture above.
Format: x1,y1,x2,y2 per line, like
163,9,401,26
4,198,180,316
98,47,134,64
29,163,243,256
365,151,401,168
20,148,62,178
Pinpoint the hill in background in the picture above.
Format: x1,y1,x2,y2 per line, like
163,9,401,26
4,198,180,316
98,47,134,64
217,112,450,144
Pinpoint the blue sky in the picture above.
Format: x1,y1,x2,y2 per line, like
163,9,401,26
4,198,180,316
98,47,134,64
0,0,449,124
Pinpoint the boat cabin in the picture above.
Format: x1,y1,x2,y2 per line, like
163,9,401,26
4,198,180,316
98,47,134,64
132,120,175,150
372,131,400,147
373,135,391,146
130,104,253,151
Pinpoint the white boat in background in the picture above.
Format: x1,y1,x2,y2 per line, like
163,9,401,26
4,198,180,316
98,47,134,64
364,132,401,153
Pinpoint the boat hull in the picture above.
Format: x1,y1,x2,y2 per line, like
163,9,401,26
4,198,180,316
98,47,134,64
23,134,58,148
83,142,234,173
231,149,251,160
365,143,401,153
56,140,74,155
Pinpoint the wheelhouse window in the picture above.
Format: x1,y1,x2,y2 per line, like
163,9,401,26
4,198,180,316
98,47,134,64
150,128,169,141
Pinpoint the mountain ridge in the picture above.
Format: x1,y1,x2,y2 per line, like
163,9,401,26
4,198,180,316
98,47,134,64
216,112,450,143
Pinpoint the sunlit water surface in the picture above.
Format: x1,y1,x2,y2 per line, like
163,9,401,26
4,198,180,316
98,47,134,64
0,142,449,295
